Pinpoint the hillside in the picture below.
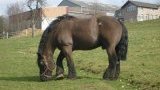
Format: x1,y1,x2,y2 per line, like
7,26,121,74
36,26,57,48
0,19,160,90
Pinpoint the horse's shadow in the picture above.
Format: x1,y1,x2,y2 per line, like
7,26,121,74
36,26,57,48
0,75,101,82
0,76,39,82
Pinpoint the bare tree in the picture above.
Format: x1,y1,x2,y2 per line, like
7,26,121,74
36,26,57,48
7,2,25,16
7,2,25,33
92,0,98,15
90,0,103,16
157,0,160,5
0,16,5,33
0,16,8,38
26,0,47,37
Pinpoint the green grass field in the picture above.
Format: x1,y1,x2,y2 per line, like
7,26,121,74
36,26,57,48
0,19,160,90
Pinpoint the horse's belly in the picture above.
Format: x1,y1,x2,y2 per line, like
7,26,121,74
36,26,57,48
73,36,100,50
72,26,100,50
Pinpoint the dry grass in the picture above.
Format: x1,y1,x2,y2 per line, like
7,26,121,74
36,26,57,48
11,28,43,38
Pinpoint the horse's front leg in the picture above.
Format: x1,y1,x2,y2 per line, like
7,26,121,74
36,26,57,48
103,47,119,80
56,51,65,80
62,45,76,79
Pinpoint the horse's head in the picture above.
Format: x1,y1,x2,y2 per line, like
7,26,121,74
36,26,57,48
37,52,55,81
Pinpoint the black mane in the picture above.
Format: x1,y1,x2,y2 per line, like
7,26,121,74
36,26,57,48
37,14,76,54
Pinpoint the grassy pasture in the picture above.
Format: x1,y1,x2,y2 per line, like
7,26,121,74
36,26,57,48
0,19,160,90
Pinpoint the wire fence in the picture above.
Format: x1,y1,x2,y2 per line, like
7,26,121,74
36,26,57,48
0,32,7,39
0,29,43,39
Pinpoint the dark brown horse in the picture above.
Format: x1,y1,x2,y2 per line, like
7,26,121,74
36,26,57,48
37,14,128,81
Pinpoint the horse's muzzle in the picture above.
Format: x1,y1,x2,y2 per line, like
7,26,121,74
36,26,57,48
40,75,53,81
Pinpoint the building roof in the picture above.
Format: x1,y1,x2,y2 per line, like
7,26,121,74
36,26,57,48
67,0,88,7
122,1,159,9
88,3,118,12
59,0,119,12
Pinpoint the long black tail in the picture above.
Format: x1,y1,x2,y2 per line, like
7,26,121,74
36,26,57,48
116,20,128,60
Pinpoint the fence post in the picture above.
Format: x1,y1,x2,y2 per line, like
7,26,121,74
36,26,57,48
3,31,5,39
26,29,28,36
6,32,8,39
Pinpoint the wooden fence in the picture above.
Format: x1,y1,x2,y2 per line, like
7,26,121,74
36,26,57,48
0,29,43,39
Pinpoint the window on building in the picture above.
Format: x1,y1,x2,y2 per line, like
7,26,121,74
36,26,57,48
151,15,154,19
138,14,144,21
118,12,122,16
153,15,156,19
141,14,144,20
156,15,158,19
140,7,143,11
127,5,136,12
146,14,149,20
144,15,147,20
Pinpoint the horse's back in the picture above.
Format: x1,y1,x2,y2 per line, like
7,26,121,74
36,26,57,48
54,15,123,50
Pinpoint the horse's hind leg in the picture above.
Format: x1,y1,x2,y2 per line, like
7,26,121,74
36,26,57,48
56,51,65,80
103,46,119,80
62,45,76,79
115,58,120,79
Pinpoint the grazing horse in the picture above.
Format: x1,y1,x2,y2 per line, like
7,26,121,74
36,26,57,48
37,15,128,81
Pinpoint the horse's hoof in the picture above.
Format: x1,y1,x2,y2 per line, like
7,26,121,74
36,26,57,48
103,74,118,80
40,75,53,82
55,74,64,80
103,69,119,80
103,76,118,80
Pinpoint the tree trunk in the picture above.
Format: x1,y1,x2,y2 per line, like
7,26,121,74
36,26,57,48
31,10,35,38
32,21,35,37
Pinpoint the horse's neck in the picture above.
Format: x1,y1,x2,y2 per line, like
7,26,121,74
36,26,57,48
38,29,54,56
39,43,53,58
